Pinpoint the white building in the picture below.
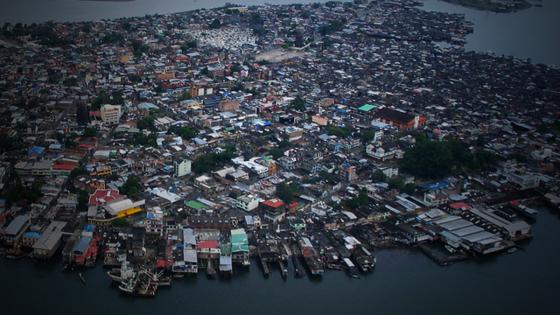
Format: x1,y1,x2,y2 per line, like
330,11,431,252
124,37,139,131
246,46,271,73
100,104,122,124
234,195,260,212
174,159,192,177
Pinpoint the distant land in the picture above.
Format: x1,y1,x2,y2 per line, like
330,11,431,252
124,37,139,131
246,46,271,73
80,0,136,2
442,0,533,12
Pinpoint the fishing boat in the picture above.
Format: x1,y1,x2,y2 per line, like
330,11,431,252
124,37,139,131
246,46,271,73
352,245,376,273
107,261,134,282
118,269,158,297
78,272,87,285
511,203,539,220
342,258,360,279
299,237,324,277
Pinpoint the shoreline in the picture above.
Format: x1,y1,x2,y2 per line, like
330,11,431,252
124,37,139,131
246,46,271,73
442,0,532,13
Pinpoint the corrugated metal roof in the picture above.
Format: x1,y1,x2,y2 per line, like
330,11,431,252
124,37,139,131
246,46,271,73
4,215,29,236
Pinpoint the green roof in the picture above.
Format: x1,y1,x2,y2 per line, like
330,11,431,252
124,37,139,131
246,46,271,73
185,200,207,210
358,104,377,112
231,229,249,253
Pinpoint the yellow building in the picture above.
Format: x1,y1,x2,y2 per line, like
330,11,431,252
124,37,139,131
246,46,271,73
100,104,122,125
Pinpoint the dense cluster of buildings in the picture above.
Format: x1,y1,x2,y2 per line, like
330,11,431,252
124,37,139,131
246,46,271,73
0,0,559,294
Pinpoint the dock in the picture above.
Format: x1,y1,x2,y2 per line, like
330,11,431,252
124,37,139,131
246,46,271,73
290,243,304,278
260,258,270,277
278,260,288,279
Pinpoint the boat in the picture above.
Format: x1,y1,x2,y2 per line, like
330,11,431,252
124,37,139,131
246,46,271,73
279,260,288,279
107,261,135,282
206,260,217,279
444,245,457,254
511,203,539,220
507,247,518,254
290,244,304,278
118,269,158,297
342,258,360,279
352,245,376,273
78,272,87,286
299,237,324,277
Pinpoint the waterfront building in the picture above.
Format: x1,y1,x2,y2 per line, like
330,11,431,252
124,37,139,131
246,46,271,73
32,221,67,259
2,215,30,246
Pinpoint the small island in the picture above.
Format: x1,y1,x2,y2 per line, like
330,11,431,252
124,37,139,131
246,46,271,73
443,0,533,13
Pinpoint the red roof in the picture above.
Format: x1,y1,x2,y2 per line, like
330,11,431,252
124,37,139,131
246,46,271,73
176,54,189,61
89,189,123,206
197,240,219,249
156,259,169,269
450,202,471,210
261,198,285,208
53,163,77,171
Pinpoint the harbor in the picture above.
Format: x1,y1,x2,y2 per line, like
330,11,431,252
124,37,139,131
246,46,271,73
0,0,559,314
1,208,559,315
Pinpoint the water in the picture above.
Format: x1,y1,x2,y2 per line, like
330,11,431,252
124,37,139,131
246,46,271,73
2,1,560,314
1,1,559,65
421,0,560,65
0,0,328,24
1,209,560,315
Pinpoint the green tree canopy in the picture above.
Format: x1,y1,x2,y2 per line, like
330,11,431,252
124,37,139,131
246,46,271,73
276,182,299,204
168,125,197,140
120,176,143,199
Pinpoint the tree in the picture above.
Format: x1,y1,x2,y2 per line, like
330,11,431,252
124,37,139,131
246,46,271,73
319,20,345,36
400,137,500,179
290,96,305,111
120,176,142,199
326,125,352,138
132,41,149,57
360,130,376,143
181,40,197,51
344,188,368,210
77,189,89,212
400,138,455,179
168,125,197,140
133,133,157,147
128,74,142,83
70,167,87,181
200,67,211,77
209,18,221,29
269,148,286,159
192,146,236,174
276,182,299,204
112,218,129,227
137,116,155,131
0,135,22,153
83,127,97,138
179,92,192,101
63,77,78,87
372,170,386,182
91,91,122,109
76,103,90,125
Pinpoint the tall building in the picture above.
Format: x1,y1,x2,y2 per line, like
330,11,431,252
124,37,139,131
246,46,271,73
100,104,122,124
174,159,192,177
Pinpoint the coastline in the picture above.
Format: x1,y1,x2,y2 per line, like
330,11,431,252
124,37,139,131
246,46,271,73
441,0,532,12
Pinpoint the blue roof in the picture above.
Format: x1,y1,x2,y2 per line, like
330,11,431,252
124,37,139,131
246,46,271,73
73,236,92,253
421,180,450,191
193,138,207,145
5,215,29,236
138,102,159,110
29,146,45,155
24,231,41,239
84,224,96,233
